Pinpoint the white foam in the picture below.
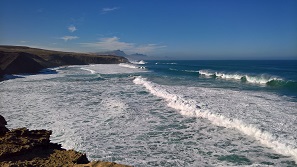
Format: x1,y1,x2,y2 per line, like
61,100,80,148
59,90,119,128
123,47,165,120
80,67,96,74
215,72,243,80
78,64,146,74
198,70,215,77
1,68,296,166
130,60,147,65
245,75,281,84
133,76,297,162
119,63,146,69
198,70,283,85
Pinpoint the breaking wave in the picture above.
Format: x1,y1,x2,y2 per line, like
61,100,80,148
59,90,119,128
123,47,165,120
130,60,147,65
119,63,146,69
80,68,96,74
133,76,297,162
198,70,290,86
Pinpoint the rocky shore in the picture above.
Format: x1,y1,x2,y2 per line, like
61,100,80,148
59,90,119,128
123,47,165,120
0,115,131,167
0,45,129,78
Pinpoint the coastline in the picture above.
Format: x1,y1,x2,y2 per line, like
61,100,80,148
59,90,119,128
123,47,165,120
0,45,129,80
0,46,133,166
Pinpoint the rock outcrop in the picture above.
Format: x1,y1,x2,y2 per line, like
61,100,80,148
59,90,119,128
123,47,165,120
0,51,46,75
0,115,131,167
0,45,129,76
0,115,9,135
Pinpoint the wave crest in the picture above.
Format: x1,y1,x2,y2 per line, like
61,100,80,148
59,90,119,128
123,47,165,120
130,60,147,65
198,70,284,85
119,63,146,69
80,67,96,74
133,76,297,162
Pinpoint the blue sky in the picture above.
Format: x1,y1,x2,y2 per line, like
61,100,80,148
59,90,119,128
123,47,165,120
0,0,296,59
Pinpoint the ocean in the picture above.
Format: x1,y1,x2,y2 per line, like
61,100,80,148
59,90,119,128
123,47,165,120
0,60,297,166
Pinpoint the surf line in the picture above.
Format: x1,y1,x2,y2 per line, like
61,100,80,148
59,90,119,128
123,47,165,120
80,67,96,74
133,76,297,162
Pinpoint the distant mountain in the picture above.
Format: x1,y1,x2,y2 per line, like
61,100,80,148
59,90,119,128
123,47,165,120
98,50,127,57
96,50,148,60
129,53,147,57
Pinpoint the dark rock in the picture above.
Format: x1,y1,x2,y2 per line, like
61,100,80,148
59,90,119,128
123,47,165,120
0,127,52,159
0,115,132,167
0,115,9,136
0,115,7,125
1,52,45,74
0,68,4,78
0,127,91,166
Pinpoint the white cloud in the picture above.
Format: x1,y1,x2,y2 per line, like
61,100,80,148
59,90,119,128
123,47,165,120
60,36,79,42
132,44,167,53
80,36,166,54
81,37,133,50
101,7,119,14
68,25,77,33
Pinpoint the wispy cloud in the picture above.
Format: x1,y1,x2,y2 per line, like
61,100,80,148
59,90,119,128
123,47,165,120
68,25,77,33
81,37,132,50
60,36,79,42
19,40,30,43
132,44,167,53
80,36,166,54
101,7,119,14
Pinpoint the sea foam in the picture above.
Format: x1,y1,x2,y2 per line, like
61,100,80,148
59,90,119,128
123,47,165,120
80,67,96,74
130,60,147,65
198,70,283,85
133,76,297,162
119,63,146,69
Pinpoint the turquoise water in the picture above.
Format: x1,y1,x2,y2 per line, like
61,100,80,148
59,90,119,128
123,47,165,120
144,60,297,98
0,60,297,166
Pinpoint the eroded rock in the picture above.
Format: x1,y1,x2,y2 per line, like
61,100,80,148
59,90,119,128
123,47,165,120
0,115,131,167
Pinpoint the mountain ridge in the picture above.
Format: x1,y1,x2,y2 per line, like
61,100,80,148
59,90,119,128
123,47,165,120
95,50,148,58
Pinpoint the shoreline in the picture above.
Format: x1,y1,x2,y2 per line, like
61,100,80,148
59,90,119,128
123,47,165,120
0,45,129,79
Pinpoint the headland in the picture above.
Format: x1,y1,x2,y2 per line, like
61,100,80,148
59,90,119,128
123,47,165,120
0,45,128,78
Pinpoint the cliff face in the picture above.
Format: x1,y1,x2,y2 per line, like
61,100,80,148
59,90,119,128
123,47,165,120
0,115,131,167
0,51,45,74
0,46,129,76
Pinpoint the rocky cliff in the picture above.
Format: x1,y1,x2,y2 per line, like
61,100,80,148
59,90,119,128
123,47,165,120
0,115,131,167
0,46,129,77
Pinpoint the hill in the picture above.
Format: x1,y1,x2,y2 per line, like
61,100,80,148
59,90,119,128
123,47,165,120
96,50,148,60
0,46,128,77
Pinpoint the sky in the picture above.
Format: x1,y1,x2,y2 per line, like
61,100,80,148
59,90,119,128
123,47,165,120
0,0,296,60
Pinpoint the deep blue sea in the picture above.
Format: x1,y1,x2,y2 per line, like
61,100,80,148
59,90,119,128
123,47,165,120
1,60,297,166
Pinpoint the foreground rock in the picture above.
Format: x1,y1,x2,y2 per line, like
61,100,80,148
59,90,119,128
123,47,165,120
0,45,129,77
0,115,131,167
0,115,9,135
